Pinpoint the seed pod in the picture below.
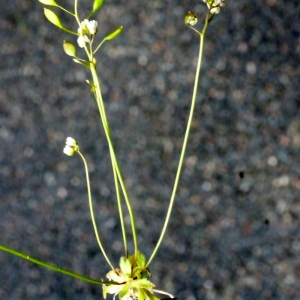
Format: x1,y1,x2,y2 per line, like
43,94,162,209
63,41,77,57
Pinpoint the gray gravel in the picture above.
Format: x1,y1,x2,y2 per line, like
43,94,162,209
1,0,300,299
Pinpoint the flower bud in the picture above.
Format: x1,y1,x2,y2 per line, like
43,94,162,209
185,12,197,26
63,137,78,156
77,35,90,48
210,6,220,14
202,0,225,14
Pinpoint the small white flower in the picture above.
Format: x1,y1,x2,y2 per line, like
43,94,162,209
77,35,90,48
87,20,98,35
66,137,78,147
104,269,127,299
63,145,75,156
77,19,98,47
78,19,98,36
210,6,220,14
106,269,126,283
202,0,225,14
63,137,78,156
78,19,89,35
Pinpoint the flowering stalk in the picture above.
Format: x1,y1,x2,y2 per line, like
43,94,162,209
64,137,115,269
71,0,138,259
146,0,225,268
0,0,225,299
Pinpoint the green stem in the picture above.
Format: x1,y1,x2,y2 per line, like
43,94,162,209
89,63,128,255
74,3,136,258
113,161,128,256
0,245,112,285
74,0,80,25
77,150,114,270
93,38,106,55
89,62,138,257
146,20,208,268
57,5,75,17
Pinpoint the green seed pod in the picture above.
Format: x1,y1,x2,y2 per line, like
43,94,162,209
63,41,77,57
44,8,63,28
184,11,197,26
43,8,77,35
92,0,105,14
38,0,58,6
105,26,123,41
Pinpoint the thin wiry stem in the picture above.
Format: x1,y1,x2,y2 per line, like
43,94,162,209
75,8,137,260
146,16,209,268
89,62,138,258
77,150,114,270
57,5,75,16
113,161,128,256
88,61,128,257
74,0,80,25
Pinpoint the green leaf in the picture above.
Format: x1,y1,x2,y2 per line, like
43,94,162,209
44,8,63,28
119,282,130,298
0,244,110,285
92,0,105,14
138,288,147,300
127,253,135,265
136,252,146,269
104,26,123,41
120,257,132,276
131,279,154,289
63,41,77,57
140,268,150,279
144,289,160,300
102,286,108,299
39,0,58,6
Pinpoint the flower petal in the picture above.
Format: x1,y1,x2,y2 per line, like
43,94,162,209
106,270,126,283
103,284,124,299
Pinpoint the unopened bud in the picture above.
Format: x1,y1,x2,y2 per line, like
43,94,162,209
185,12,197,26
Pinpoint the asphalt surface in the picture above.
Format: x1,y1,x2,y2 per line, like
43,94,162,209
0,0,300,299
